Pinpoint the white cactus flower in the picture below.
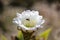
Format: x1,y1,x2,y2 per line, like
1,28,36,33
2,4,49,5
13,10,45,32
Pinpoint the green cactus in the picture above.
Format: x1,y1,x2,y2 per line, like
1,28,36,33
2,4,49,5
17,30,35,40
17,31,24,40
1,35,7,40
36,28,52,40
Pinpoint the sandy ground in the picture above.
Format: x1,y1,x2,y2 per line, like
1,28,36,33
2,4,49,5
0,1,60,40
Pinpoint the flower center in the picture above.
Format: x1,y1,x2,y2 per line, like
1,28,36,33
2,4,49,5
22,18,37,28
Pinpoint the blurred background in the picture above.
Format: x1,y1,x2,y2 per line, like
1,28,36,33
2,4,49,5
0,0,60,40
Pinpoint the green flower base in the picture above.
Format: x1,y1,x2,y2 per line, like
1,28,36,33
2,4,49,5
16,28,52,40
22,31,35,40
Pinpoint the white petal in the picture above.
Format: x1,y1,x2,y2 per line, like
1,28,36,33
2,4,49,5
17,13,22,19
13,20,18,24
39,16,43,19
22,10,31,14
26,10,31,12
32,10,39,15
17,13,21,17
19,25,27,32
13,18,21,25
41,19,45,24
36,25,43,28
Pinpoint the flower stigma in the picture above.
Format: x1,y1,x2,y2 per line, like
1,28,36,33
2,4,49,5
22,18,37,28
